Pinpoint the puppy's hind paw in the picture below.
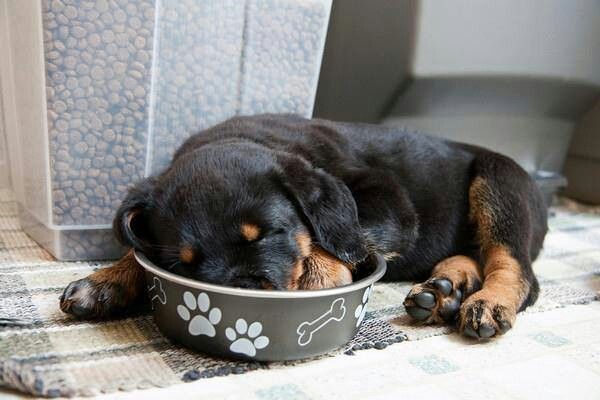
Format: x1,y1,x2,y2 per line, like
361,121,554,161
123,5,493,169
459,291,516,339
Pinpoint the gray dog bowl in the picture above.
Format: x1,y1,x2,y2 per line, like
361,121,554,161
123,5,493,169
135,251,386,361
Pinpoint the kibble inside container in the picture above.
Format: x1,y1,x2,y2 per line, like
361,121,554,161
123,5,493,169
2,0,332,260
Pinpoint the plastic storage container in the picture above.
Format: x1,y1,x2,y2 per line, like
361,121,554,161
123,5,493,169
0,82,9,190
1,0,332,260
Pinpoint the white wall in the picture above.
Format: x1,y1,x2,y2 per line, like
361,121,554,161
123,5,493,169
413,0,600,85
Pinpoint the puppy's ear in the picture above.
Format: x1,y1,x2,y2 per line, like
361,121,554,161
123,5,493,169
113,177,157,251
277,156,368,265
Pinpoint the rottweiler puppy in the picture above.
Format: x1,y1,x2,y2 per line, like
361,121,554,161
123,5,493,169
60,114,547,339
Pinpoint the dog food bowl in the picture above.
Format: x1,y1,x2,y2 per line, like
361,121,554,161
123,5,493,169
135,251,386,361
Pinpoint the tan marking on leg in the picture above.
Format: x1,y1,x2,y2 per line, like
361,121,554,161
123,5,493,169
179,246,195,264
458,246,527,335
460,175,535,337
479,246,527,308
432,255,483,293
241,223,261,241
287,245,353,290
469,176,495,250
469,178,527,311
300,246,353,289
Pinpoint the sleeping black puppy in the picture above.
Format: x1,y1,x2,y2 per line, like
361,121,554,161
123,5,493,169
60,114,547,339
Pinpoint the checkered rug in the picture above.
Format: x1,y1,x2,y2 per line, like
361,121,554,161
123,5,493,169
0,188,598,397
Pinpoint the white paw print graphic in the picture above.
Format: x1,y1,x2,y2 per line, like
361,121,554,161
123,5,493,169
176,291,222,337
225,318,269,357
354,285,372,327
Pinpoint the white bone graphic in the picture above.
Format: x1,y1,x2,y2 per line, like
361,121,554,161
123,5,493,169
148,276,167,307
296,298,346,346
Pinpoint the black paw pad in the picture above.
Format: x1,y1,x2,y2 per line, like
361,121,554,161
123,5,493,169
497,320,512,334
440,296,461,322
431,278,452,296
414,291,436,309
463,324,496,339
478,324,496,338
405,305,432,321
70,304,94,318
463,326,479,339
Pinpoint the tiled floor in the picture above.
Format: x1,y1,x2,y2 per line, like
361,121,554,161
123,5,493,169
3,301,600,399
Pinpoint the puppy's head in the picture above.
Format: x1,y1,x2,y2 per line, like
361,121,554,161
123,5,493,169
114,141,368,290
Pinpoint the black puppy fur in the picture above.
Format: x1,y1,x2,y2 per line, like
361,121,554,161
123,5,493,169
60,114,547,339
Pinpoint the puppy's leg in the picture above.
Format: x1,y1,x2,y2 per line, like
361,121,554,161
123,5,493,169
404,255,483,323
60,250,146,318
458,154,547,339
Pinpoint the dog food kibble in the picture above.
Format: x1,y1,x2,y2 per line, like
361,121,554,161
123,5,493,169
43,0,155,226
21,0,331,259
148,0,331,173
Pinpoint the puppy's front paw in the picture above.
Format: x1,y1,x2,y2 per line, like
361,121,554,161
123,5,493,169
459,291,516,339
59,278,132,319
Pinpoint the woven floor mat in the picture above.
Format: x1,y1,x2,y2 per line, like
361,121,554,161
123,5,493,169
0,188,599,397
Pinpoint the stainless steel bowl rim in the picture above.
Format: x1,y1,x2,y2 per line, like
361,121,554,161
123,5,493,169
135,251,386,299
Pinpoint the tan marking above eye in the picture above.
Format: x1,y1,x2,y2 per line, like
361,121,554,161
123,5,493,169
241,223,261,241
179,246,195,264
